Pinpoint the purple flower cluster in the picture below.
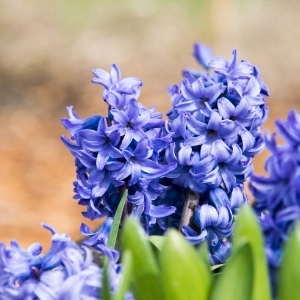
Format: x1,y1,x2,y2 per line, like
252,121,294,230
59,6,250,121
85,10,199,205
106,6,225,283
0,225,131,300
61,44,269,265
250,109,300,285
158,42,269,264
62,64,176,237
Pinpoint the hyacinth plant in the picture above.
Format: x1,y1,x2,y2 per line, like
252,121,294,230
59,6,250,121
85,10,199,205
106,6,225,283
1,43,300,300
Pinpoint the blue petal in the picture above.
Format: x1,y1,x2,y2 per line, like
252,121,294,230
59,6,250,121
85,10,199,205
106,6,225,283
209,188,230,209
207,110,222,131
77,151,96,169
126,98,139,120
92,175,110,198
92,68,110,89
183,226,208,245
149,204,176,218
194,205,218,229
80,223,94,236
239,128,255,151
118,77,142,91
193,42,213,69
230,186,247,211
110,64,121,86
61,135,81,152
210,140,231,163
110,109,128,125
178,145,192,165
217,97,235,119
129,163,142,186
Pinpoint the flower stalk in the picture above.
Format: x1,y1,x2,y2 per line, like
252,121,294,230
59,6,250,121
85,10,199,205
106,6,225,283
179,189,199,230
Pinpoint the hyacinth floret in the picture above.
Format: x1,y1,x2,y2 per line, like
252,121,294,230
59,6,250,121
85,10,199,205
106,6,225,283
80,218,120,263
91,63,142,99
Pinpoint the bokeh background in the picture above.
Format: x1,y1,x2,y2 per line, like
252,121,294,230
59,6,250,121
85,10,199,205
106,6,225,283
1,0,300,250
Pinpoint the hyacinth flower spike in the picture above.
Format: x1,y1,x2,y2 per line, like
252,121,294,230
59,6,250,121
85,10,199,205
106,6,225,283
249,109,300,293
160,43,269,264
62,63,177,242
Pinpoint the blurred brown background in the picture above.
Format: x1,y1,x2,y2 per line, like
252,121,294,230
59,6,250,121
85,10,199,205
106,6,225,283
1,0,300,250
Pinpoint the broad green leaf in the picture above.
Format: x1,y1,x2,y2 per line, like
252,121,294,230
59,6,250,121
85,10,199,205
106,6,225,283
233,205,272,300
209,241,253,300
113,251,133,300
122,218,163,300
198,242,211,274
148,235,165,252
160,230,212,300
107,189,128,248
278,222,300,300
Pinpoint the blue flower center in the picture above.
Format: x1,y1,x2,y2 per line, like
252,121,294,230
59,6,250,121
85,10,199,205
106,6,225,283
208,129,218,138
198,96,209,107
105,136,111,146
126,122,134,129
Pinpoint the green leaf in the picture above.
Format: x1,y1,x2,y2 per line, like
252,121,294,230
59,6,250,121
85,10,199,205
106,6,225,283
113,250,133,300
122,218,163,300
148,235,165,252
103,258,112,300
160,230,212,300
278,222,300,300
209,241,253,300
233,205,272,300
107,189,128,248
198,242,212,274
102,190,128,300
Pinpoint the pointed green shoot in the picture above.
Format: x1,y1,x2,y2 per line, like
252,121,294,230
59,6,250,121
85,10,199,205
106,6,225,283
113,250,133,300
148,235,165,252
122,217,163,300
107,189,128,249
278,222,300,300
101,190,128,300
209,241,253,300
233,205,271,300
198,241,212,274
160,230,212,300
103,261,112,300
